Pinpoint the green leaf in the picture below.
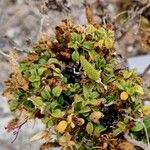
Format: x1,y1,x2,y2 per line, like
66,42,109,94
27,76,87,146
82,41,94,51
38,54,50,64
79,146,86,150
96,27,107,38
68,32,82,50
70,83,80,92
48,58,61,66
113,121,126,137
123,70,132,79
51,109,64,118
23,101,34,110
52,85,62,97
94,39,104,48
86,122,94,135
86,24,97,34
94,125,106,137
144,117,150,135
41,88,51,100
131,122,143,132
80,106,91,113
30,96,45,108
72,50,80,62
80,55,100,81
9,100,19,111
71,32,82,42
38,67,47,76
117,80,126,91
42,117,53,127
83,85,90,99
90,91,100,99
134,84,144,95
105,64,114,73
104,37,113,49
31,81,40,88
88,50,96,61
107,30,114,38
30,68,38,76
47,101,59,110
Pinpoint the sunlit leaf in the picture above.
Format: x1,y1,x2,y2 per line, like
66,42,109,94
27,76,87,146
72,50,80,62
86,24,97,34
134,84,144,95
131,122,143,132
41,86,51,100
80,55,100,81
38,67,47,76
82,41,94,51
113,121,126,137
51,109,65,118
94,125,106,137
142,105,150,116
30,96,45,108
86,122,94,135
79,106,91,113
104,37,113,49
52,85,62,97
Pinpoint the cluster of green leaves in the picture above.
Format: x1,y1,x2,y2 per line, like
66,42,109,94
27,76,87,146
4,21,149,150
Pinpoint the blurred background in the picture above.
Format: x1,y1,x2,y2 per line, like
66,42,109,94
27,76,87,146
0,0,150,149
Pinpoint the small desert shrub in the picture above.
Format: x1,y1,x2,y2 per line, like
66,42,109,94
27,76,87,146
4,20,150,150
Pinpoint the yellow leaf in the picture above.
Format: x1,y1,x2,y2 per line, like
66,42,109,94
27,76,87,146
55,120,68,133
67,114,75,128
67,114,73,124
58,136,67,146
134,85,144,95
142,105,150,116
120,92,128,101
94,39,104,48
86,122,94,135
30,130,50,142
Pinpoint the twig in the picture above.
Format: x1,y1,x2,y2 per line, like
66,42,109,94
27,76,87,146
116,2,150,41
124,130,150,150
11,120,27,143
114,10,128,20
0,50,12,59
124,115,150,146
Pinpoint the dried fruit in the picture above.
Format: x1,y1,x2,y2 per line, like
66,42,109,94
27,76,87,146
120,91,129,100
55,121,68,133
89,111,103,123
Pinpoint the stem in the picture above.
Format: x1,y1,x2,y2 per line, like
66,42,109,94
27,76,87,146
11,120,27,143
124,115,150,146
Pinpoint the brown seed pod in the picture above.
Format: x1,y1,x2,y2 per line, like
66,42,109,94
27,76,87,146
89,111,104,123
